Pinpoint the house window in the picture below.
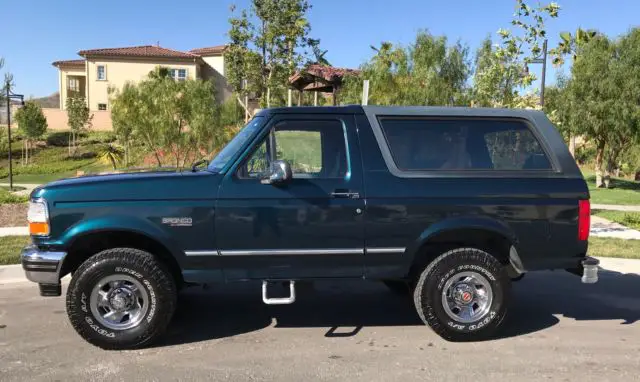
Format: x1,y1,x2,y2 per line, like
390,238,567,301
169,68,187,81
97,65,106,80
68,78,80,92
98,103,107,111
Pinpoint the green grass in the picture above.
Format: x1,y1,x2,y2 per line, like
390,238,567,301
0,236,30,265
588,237,640,259
592,210,640,230
580,169,640,206
0,188,29,204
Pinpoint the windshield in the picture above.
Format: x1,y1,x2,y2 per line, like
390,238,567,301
209,116,265,172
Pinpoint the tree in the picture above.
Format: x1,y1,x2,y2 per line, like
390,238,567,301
66,96,93,155
14,101,47,165
109,83,138,167
109,67,221,169
97,143,124,170
341,31,471,106
549,28,598,67
566,30,640,188
225,0,312,111
472,0,560,107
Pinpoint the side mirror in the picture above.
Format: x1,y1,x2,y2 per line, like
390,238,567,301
261,160,292,185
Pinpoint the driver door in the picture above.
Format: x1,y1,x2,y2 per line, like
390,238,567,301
215,114,365,280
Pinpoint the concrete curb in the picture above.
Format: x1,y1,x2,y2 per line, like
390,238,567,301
0,257,639,286
0,226,29,237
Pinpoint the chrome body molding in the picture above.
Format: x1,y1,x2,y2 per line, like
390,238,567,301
220,248,365,256
365,247,406,254
185,248,408,256
184,250,220,256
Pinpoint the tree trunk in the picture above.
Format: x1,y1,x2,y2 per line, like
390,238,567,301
594,140,605,188
569,134,576,158
154,151,162,167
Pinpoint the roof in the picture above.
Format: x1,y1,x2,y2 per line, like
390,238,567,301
189,45,227,56
289,64,360,91
78,45,198,59
52,59,85,67
259,105,544,118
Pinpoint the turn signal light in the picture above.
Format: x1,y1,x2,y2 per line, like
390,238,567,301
29,222,50,236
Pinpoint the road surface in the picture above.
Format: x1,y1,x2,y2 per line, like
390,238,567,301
1,270,640,381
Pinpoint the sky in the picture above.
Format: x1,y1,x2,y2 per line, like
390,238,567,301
2,0,639,98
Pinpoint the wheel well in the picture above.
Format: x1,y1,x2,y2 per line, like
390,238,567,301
61,231,183,287
408,228,512,280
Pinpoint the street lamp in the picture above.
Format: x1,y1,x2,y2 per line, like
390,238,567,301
5,80,24,191
525,39,548,107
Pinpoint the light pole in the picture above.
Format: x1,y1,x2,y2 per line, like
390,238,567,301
5,80,24,191
527,39,548,107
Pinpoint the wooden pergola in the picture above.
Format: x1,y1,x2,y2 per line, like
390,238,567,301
289,64,360,106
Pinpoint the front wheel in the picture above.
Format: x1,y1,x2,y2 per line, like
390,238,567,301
66,248,177,350
413,247,510,341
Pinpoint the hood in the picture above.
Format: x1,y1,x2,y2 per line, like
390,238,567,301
32,171,222,203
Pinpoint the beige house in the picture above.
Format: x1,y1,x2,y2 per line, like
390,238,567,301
52,44,231,113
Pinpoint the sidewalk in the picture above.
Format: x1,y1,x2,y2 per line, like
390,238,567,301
590,215,640,240
0,226,29,236
592,204,640,212
0,183,40,196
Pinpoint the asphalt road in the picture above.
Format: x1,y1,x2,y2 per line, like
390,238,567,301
1,269,640,382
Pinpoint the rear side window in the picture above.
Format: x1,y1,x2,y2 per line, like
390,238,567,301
378,118,551,171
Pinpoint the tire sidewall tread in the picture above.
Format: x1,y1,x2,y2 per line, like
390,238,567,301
413,247,511,341
66,248,177,350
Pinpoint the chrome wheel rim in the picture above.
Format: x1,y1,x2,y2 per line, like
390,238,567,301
441,271,493,324
90,274,149,330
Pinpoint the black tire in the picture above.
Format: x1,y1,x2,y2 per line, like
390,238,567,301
383,280,411,295
413,247,510,341
66,248,177,350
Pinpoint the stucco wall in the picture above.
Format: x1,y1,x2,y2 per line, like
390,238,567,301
85,57,198,111
42,108,113,131
200,56,233,103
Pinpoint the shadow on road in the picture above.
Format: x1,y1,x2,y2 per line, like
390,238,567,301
157,267,640,348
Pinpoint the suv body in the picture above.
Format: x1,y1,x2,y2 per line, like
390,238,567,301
22,106,597,349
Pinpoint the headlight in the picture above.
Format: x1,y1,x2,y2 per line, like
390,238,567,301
27,199,50,236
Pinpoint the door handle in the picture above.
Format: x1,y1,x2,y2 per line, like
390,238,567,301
331,190,360,199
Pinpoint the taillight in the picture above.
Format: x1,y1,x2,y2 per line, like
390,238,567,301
578,199,590,241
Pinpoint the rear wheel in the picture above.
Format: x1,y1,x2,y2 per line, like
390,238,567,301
66,248,177,350
413,247,510,341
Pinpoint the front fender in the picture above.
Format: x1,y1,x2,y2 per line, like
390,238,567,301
48,215,184,261
403,215,518,269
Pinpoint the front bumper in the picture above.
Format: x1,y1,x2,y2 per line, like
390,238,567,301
21,245,66,286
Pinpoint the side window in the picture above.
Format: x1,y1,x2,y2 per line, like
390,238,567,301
378,118,551,171
239,119,348,179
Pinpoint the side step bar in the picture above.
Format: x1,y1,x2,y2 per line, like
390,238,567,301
262,280,296,305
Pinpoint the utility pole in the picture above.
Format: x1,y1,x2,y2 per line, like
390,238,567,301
6,79,25,191
530,39,548,107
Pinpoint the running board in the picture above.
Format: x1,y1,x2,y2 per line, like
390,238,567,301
262,280,296,305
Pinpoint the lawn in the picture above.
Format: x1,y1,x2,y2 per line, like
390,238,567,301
588,237,640,259
0,188,29,204
592,210,640,231
0,236,30,265
581,169,640,206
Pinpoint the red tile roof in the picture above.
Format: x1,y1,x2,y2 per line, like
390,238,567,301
78,45,198,59
189,45,227,56
52,59,85,67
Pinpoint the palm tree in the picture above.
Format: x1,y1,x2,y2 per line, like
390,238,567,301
97,143,125,171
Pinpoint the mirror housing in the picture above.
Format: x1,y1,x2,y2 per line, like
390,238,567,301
261,160,292,185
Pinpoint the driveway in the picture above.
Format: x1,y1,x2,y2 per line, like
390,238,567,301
1,269,639,381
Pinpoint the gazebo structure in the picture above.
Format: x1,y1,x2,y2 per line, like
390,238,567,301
288,64,360,106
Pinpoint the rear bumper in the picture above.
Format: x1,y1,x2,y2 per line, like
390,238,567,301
21,245,66,285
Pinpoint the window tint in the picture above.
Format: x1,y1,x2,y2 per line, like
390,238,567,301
240,120,348,179
379,118,551,171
